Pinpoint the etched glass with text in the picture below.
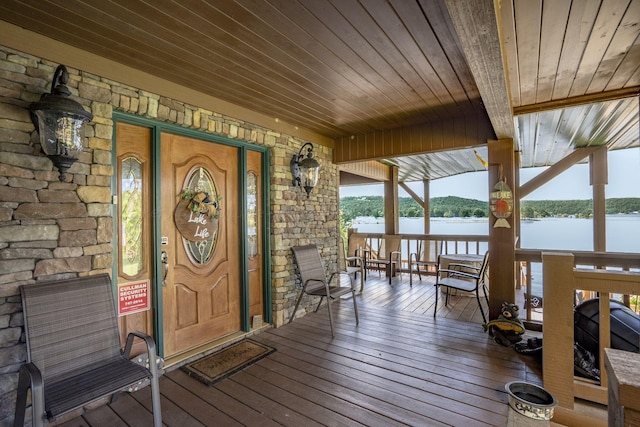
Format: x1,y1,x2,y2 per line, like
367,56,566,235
184,167,218,264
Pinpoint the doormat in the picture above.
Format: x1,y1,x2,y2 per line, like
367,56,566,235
181,339,276,386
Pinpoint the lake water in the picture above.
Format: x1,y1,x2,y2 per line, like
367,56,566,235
351,215,640,295
351,214,640,253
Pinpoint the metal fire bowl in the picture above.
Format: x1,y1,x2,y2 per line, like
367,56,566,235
505,381,558,421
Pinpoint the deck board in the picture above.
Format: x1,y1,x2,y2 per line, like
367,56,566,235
57,273,542,426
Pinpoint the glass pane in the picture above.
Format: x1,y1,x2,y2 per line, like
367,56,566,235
247,172,258,257
121,157,143,276
184,167,219,264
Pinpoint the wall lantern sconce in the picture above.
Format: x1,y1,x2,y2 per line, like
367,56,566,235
29,64,93,181
290,142,320,197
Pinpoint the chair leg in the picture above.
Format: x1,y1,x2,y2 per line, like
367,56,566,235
314,296,325,313
477,285,490,324
433,283,439,318
141,343,162,427
476,292,487,324
351,289,359,325
325,296,336,337
409,261,413,287
149,368,162,427
482,285,490,308
288,289,306,323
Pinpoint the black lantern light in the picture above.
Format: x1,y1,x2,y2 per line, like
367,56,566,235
29,64,93,181
290,142,320,197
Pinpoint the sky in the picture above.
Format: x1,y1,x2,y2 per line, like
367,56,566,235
339,147,640,201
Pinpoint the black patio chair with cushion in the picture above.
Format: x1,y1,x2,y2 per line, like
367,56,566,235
290,244,359,337
434,251,490,323
14,274,162,427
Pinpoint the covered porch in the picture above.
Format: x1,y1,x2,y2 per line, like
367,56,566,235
0,1,638,426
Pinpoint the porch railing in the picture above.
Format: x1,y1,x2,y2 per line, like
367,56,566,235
515,249,640,323
349,232,488,266
348,232,639,323
542,252,640,422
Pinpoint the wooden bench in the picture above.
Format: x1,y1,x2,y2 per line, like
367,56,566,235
14,274,162,426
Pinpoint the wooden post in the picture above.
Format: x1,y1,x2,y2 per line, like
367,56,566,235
514,152,521,289
384,165,399,235
487,139,516,319
423,179,430,234
590,146,607,252
542,252,575,410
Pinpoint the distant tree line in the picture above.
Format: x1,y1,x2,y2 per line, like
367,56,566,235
521,198,640,218
340,196,487,222
340,196,640,222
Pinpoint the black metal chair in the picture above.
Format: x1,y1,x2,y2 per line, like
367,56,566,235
409,239,443,286
14,274,162,427
434,251,490,323
290,244,359,337
339,236,365,292
367,234,402,284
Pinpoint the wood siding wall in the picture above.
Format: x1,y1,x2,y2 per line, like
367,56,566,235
333,112,496,163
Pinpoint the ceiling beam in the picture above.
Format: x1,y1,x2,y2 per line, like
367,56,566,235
445,0,515,140
519,146,602,198
338,161,391,182
513,88,640,116
399,182,424,208
333,111,495,163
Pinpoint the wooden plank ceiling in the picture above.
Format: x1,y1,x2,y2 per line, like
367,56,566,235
0,0,638,183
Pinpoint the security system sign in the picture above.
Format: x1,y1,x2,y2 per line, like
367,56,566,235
118,280,150,316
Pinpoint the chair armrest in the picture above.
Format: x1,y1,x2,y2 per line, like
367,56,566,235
124,332,161,380
15,362,44,427
448,262,481,271
436,268,480,280
389,250,401,261
409,252,417,263
345,255,362,266
124,331,157,359
336,271,360,291
19,362,43,389
329,271,353,283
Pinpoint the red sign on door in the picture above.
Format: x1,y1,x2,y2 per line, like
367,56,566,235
118,280,150,316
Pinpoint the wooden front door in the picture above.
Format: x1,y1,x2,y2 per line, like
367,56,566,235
160,133,241,358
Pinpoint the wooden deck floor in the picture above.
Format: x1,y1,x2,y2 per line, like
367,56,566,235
56,273,543,427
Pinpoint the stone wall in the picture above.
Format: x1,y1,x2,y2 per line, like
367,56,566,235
0,45,338,425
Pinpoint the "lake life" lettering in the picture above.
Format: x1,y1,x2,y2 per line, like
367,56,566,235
188,211,207,225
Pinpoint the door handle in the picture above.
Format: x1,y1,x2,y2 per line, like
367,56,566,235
161,250,169,287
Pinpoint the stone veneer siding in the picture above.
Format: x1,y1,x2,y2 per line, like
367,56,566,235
0,45,339,425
